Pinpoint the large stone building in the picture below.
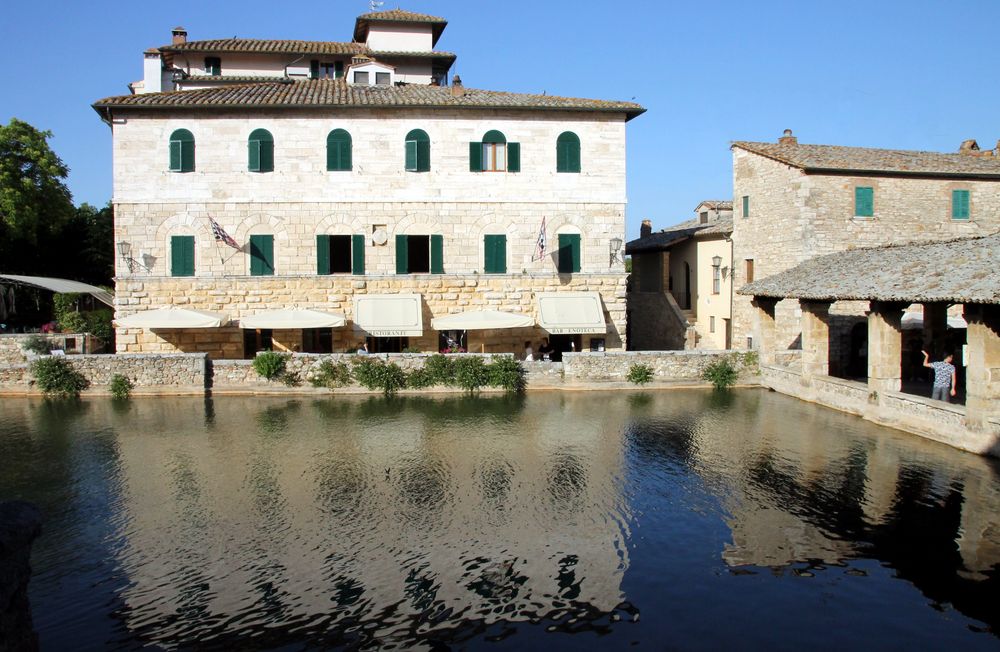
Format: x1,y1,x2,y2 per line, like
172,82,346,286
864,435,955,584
626,201,733,350
732,130,1000,369
94,9,643,358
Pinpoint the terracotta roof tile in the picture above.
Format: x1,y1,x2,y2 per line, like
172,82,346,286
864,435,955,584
738,233,1000,304
733,141,1000,179
356,9,446,23
93,79,646,119
625,215,732,254
159,39,458,61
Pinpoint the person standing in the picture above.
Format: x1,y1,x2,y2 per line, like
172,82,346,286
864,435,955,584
922,350,956,402
523,341,534,361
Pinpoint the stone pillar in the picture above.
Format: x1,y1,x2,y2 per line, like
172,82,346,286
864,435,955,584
751,297,778,364
921,302,948,354
964,304,1000,430
867,301,906,394
800,300,832,380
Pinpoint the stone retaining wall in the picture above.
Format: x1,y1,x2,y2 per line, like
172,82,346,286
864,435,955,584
0,353,207,396
560,350,754,383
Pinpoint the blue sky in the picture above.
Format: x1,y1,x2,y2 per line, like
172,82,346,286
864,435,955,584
3,0,999,238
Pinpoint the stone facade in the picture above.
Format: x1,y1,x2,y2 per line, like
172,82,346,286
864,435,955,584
731,144,1000,350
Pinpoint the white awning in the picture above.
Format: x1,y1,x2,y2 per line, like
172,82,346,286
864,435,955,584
432,310,534,331
0,274,114,307
536,292,607,334
240,308,346,330
115,307,227,329
353,294,423,337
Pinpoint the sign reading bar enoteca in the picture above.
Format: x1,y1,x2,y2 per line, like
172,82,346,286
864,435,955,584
536,292,608,335
353,294,424,337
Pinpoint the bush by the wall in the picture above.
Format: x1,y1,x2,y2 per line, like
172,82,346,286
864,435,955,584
453,356,490,392
352,357,407,395
627,363,654,385
109,374,133,400
487,356,526,393
30,357,89,396
703,357,739,390
424,354,455,386
309,359,351,389
252,351,289,380
21,335,55,355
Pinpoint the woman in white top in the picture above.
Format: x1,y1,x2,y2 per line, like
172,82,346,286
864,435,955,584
523,341,533,361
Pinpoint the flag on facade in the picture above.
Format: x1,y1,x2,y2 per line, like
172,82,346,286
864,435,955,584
209,217,240,249
534,217,547,260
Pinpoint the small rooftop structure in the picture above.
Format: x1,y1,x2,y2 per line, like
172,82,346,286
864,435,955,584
625,214,733,255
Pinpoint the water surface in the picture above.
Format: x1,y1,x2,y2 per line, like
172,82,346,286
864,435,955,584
1,390,999,650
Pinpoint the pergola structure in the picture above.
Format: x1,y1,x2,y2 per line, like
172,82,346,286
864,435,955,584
740,234,999,441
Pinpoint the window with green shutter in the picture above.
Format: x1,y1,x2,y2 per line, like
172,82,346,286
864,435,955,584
317,235,359,274
557,233,581,273
326,129,352,171
431,234,444,274
405,129,430,172
248,128,274,172
855,186,874,217
952,189,970,220
170,235,195,277
395,235,440,273
484,234,507,273
741,195,749,218
310,60,319,79
204,56,221,76
556,132,581,173
472,130,519,172
351,234,365,275
249,235,274,276
168,129,195,172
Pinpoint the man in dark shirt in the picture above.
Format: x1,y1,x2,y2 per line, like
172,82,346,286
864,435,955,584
922,350,956,402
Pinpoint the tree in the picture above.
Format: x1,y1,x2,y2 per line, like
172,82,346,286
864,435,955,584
0,119,76,277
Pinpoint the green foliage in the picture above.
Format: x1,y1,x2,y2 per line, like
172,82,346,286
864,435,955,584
21,335,55,355
405,366,436,389
51,293,113,341
703,357,739,390
627,363,654,385
453,356,490,392
352,357,407,395
423,354,455,386
252,350,289,380
309,359,351,389
280,371,301,387
109,374,132,400
735,350,759,372
487,356,526,393
30,357,89,396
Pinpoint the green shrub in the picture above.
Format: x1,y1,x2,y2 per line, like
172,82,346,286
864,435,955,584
22,335,55,355
280,371,301,387
109,374,133,400
487,356,526,393
406,366,436,389
627,363,654,385
31,357,89,396
352,357,407,395
57,311,87,334
736,350,759,372
703,357,739,390
252,351,289,380
424,354,455,386
453,356,490,392
309,359,352,389
83,310,113,342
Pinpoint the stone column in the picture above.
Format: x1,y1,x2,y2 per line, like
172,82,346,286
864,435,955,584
751,297,778,364
922,302,948,354
800,300,832,380
867,301,906,394
964,304,1000,430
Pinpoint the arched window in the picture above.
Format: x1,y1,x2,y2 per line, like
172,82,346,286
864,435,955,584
556,132,581,173
248,129,274,173
168,129,195,172
470,130,520,172
327,129,352,171
405,129,430,172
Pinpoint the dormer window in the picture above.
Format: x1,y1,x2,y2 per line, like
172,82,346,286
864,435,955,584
204,56,221,76
354,71,369,84
347,60,396,86
376,72,390,86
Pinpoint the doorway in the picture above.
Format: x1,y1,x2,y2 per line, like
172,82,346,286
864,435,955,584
683,263,691,310
367,336,408,353
549,334,582,362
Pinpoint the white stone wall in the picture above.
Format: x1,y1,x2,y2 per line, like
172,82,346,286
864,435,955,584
110,110,627,205
365,23,434,51
732,148,1000,348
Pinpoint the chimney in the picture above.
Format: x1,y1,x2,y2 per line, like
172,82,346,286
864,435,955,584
171,26,187,45
451,74,464,97
640,219,652,238
959,139,980,154
778,129,797,146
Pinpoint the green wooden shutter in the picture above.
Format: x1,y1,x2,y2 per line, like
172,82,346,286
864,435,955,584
248,140,260,172
952,189,970,219
558,233,581,273
260,140,273,172
335,61,344,78
352,234,365,274
395,234,408,274
417,139,430,172
557,133,580,173
484,234,506,273
405,140,417,171
316,235,330,275
742,195,749,217
310,60,319,79
431,235,444,274
169,140,182,171
250,235,274,276
507,142,520,172
171,236,194,277
181,140,194,172
855,186,874,217
569,139,580,172
327,130,352,171
469,142,482,172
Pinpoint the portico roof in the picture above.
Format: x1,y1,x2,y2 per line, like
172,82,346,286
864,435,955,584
739,234,1000,304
